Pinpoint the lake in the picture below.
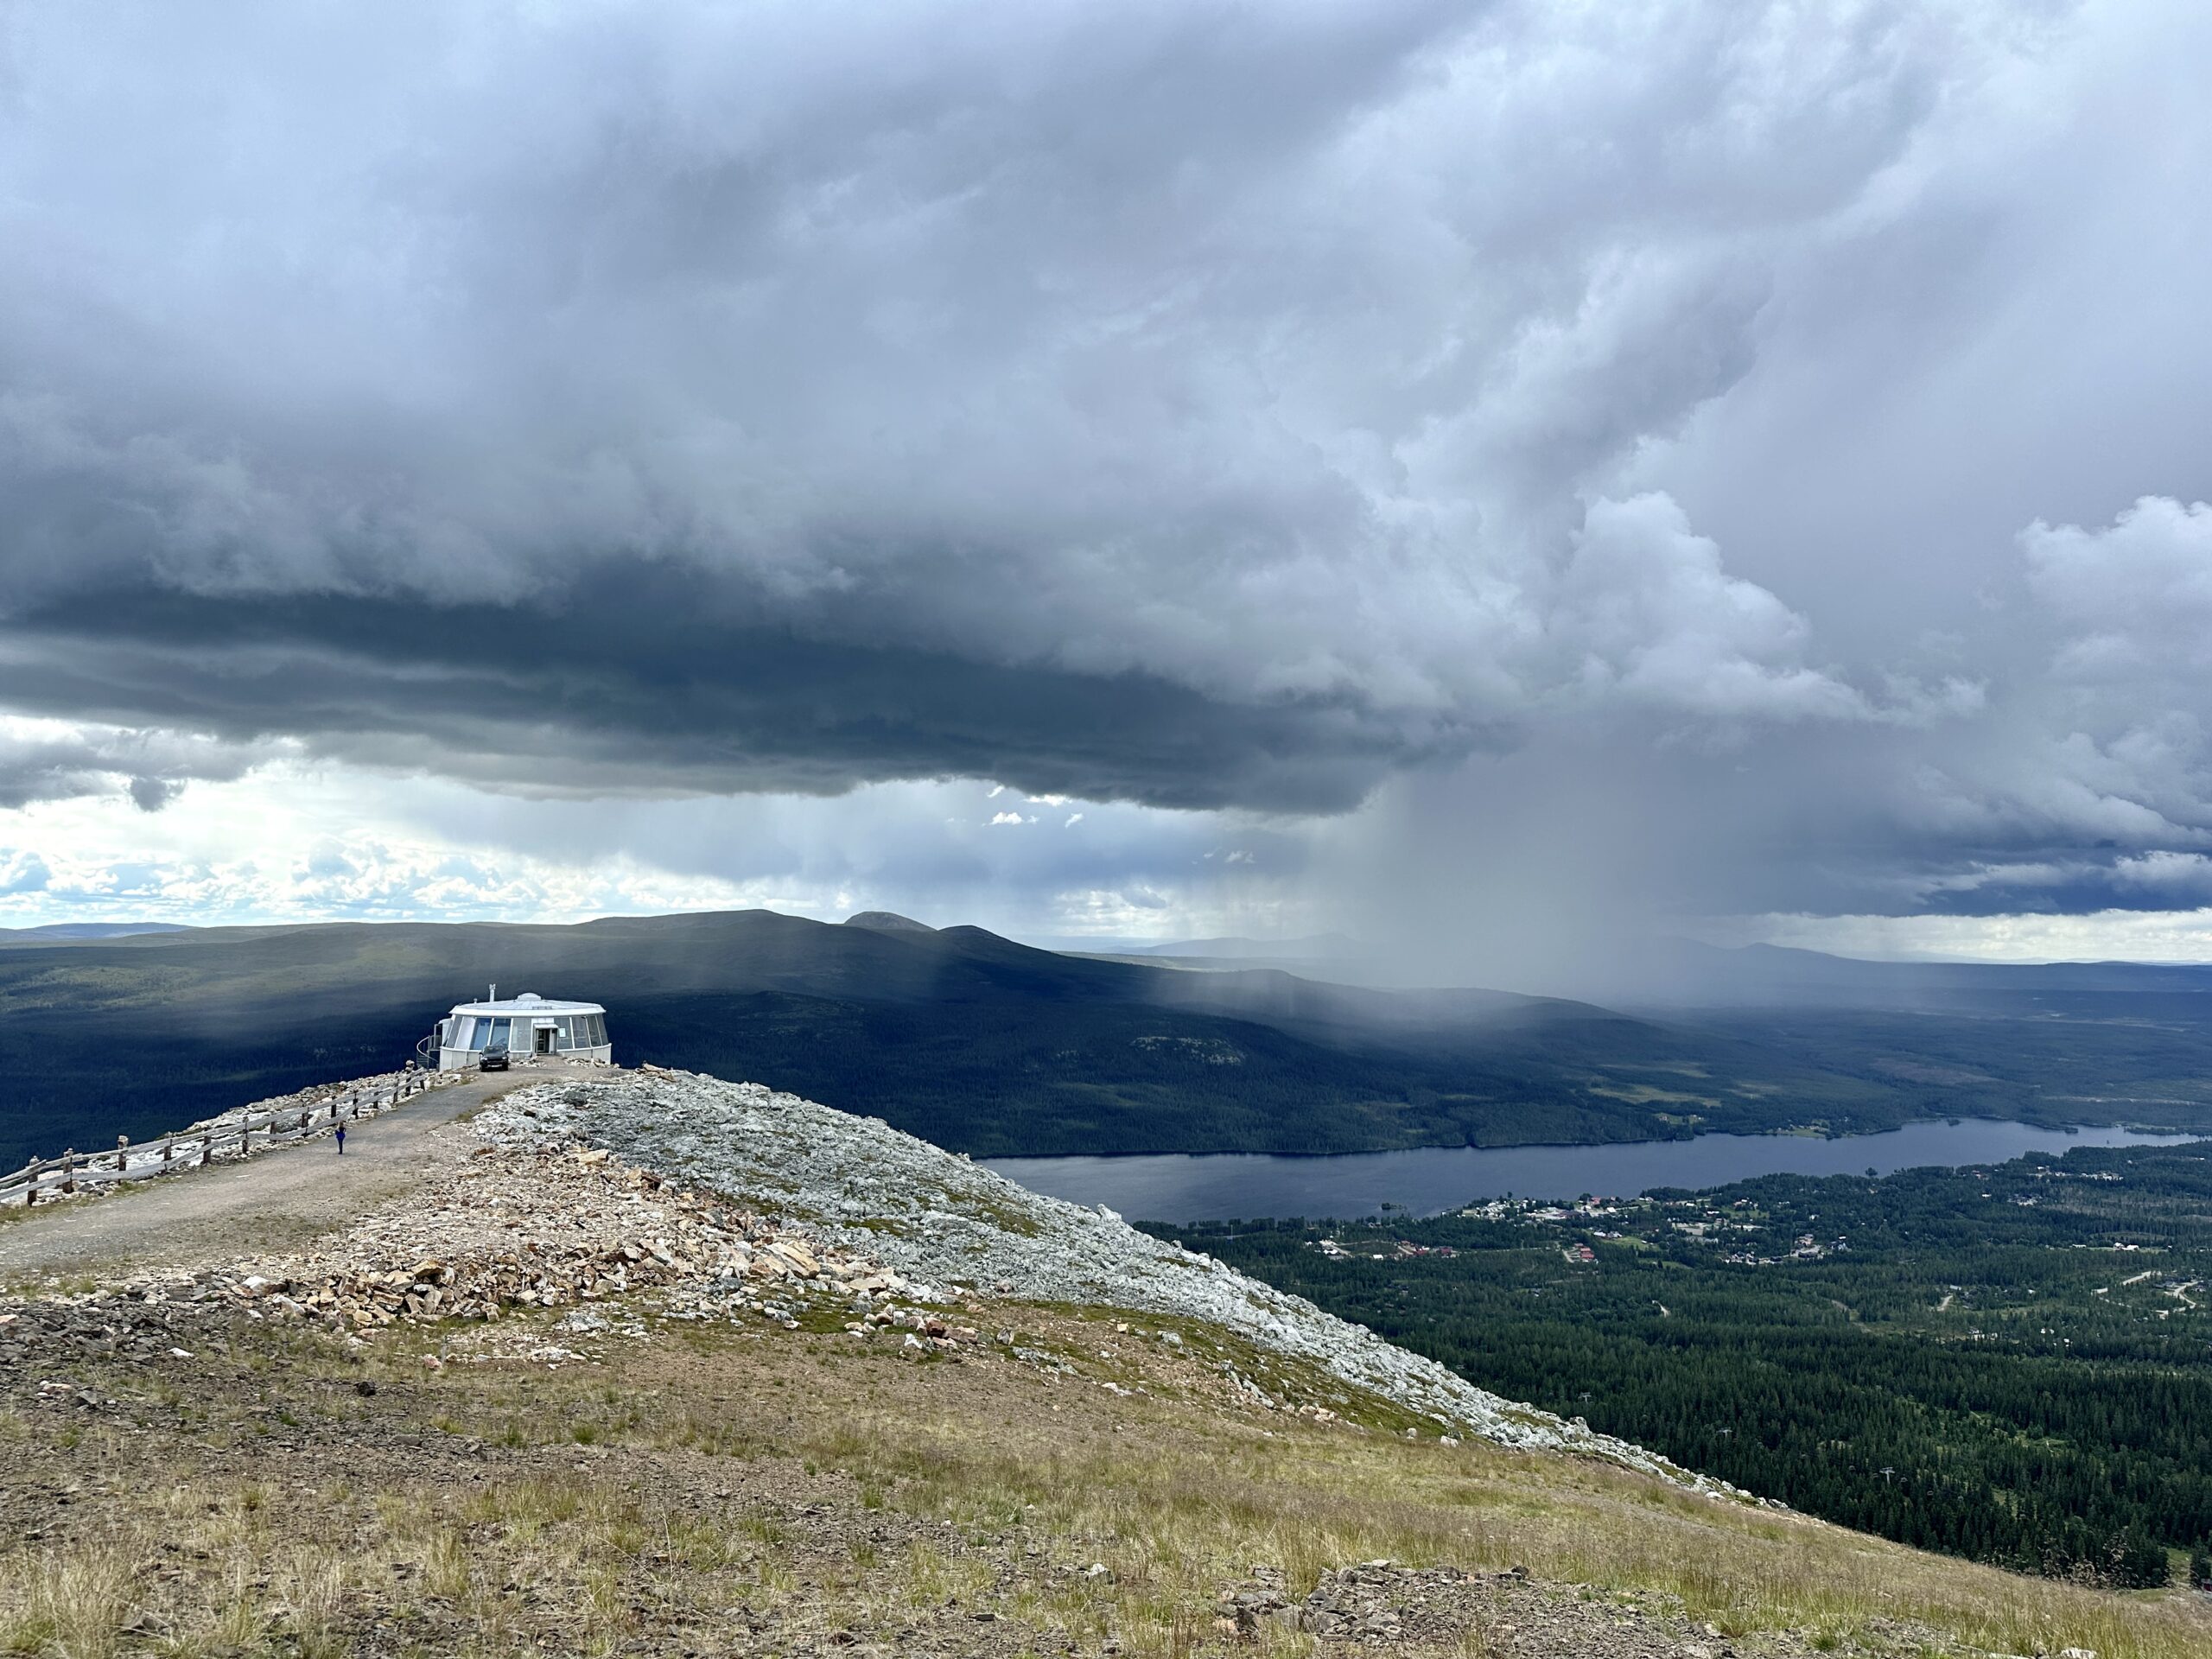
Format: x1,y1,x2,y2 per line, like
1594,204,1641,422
984,1120,2197,1223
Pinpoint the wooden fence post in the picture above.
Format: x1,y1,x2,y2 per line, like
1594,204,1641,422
1,1069,461,1208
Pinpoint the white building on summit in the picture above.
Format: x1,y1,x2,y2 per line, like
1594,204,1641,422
420,989,613,1071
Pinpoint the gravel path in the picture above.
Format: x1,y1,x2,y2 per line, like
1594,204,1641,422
0,1068,542,1287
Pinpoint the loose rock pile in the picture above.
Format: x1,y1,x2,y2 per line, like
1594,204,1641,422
0,1300,209,1377
1293,1563,1430,1643
1216,1564,1773,1656
192,1145,900,1339
1211,1562,1437,1643
474,1070,1732,1491
14,1142,910,1361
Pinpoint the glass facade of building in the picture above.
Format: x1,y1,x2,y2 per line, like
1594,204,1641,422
446,1012,607,1053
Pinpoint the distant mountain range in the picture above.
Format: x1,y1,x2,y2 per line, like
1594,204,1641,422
1126,932,1362,960
1621,938,2212,1007
1109,930,2212,1007
6,911,2212,1170
0,922,192,940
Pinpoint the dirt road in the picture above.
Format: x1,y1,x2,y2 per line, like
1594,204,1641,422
0,1067,552,1287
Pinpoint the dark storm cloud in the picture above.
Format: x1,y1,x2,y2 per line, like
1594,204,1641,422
5,1,2212,931
0,3,1934,797
0,570,1491,810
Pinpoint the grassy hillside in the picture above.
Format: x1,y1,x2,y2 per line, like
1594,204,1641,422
7,1261,2210,1656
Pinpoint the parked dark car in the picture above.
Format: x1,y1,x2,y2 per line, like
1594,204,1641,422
480,1045,512,1072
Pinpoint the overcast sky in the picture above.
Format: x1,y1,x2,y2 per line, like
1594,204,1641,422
4,1,2212,975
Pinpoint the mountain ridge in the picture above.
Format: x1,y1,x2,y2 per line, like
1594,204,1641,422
10,910,2212,1172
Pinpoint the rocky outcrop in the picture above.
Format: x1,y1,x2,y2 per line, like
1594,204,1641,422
29,1142,900,1356
474,1069,1734,1492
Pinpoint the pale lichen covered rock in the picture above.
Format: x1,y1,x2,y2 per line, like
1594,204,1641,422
474,1068,1738,1493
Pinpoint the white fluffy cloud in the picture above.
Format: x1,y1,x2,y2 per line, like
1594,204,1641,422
1547,493,1867,721
2025,497,2212,677
0,765,1300,940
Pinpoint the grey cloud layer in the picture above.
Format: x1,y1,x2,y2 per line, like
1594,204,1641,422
0,721,265,813
0,575,1473,811
3,2,2211,921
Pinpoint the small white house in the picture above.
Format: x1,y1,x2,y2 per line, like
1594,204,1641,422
421,989,613,1071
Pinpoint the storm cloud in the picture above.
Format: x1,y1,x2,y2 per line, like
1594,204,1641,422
3,2,2212,943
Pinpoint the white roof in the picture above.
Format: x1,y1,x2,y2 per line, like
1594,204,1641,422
447,992,606,1017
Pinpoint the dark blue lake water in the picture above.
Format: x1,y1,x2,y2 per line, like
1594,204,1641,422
985,1120,2196,1224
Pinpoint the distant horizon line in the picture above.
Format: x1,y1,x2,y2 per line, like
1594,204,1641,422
10,908,2212,974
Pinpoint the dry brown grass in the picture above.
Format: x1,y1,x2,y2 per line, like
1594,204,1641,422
619,1319,2212,1659
796,1404,2202,1659
0,1539,131,1659
3,1305,2207,1658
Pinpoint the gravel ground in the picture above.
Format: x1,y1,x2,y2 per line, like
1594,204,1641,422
474,1069,1742,1494
0,1068,543,1288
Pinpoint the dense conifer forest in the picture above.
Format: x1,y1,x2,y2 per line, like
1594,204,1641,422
1164,1141,2212,1588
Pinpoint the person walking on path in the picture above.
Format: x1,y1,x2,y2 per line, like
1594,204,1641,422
335,1125,346,1155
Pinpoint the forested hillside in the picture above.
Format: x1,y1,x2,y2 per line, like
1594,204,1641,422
1171,1141,2212,1587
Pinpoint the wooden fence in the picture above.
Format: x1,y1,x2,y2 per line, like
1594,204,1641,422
0,1068,463,1211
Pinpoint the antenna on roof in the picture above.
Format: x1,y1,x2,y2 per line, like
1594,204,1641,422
489,982,497,1003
